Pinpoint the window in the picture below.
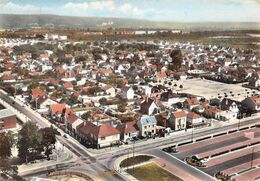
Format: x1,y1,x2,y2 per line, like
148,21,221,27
144,126,147,129
101,137,106,140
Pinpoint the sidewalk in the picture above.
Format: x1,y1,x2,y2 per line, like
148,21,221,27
113,153,155,181
18,143,77,176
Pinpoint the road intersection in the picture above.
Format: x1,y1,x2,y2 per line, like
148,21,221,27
0,91,259,181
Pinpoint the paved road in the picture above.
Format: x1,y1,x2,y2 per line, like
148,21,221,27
151,149,216,181
1,91,260,181
0,92,123,181
176,136,249,160
202,152,260,176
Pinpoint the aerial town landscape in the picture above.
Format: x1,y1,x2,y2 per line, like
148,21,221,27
0,0,260,181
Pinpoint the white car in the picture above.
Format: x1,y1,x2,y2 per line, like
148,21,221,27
201,158,210,163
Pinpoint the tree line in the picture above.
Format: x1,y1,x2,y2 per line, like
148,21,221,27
0,122,60,179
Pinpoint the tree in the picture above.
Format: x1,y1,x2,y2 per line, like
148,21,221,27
0,132,12,159
0,158,18,175
17,122,42,163
99,97,108,105
169,49,182,71
118,102,127,112
39,127,60,159
67,95,78,106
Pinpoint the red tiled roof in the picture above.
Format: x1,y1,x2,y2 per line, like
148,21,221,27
79,122,120,138
1,74,14,80
64,82,73,89
40,54,48,59
45,78,60,85
65,54,73,59
117,121,138,134
98,69,113,74
250,96,260,105
51,103,66,114
66,111,78,124
172,111,187,118
31,88,46,100
156,71,167,78
185,97,200,105
187,112,201,119
207,107,221,113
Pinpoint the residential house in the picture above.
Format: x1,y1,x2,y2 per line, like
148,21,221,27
116,121,139,142
121,86,134,100
160,90,180,105
186,112,203,127
78,121,120,148
242,96,260,112
249,71,260,87
137,115,157,137
156,71,167,79
50,103,69,120
172,71,187,80
31,88,47,100
63,82,74,91
220,98,239,118
38,98,58,111
0,109,16,130
183,97,200,111
101,85,116,97
168,111,187,131
64,111,84,136
140,98,159,115
217,110,237,121
205,107,222,119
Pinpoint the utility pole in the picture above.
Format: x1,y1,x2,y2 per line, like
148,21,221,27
132,140,135,173
238,118,241,130
35,96,39,112
191,125,194,142
127,148,130,171
251,147,255,168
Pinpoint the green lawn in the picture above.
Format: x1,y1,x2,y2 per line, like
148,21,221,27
120,155,153,168
72,107,96,112
127,162,183,181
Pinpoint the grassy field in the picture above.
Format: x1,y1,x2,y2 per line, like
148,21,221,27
120,155,153,168
127,162,183,181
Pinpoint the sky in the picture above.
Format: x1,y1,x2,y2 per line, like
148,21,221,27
0,0,260,22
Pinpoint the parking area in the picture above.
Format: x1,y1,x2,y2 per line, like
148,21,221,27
171,127,260,180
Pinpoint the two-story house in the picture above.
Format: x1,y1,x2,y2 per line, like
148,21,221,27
137,115,157,137
78,121,121,149
168,111,187,131
242,96,260,112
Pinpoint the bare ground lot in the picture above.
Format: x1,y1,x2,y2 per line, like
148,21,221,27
176,78,254,101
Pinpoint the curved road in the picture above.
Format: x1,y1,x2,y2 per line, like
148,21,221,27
1,91,259,181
